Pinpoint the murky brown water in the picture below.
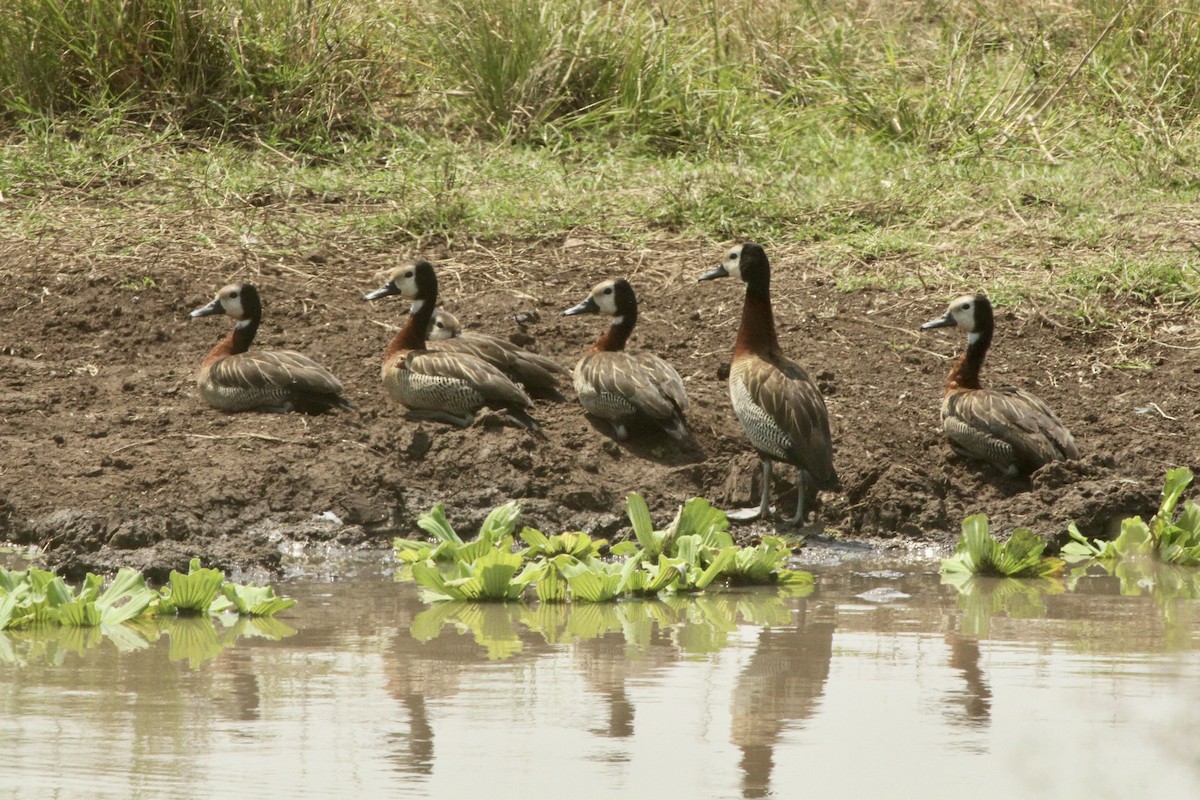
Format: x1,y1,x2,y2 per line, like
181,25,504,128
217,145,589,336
3,549,1200,799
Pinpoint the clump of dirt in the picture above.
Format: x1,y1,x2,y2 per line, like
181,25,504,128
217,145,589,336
1,233,1196,577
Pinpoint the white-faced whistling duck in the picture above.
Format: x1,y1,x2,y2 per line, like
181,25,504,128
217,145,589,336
426,309,568,398
698,243,837,524
921,293,1079,476
363,260,541,432
562,278,690,441
189,282,350,414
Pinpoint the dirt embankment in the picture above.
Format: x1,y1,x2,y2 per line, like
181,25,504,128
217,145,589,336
2,234,1196,578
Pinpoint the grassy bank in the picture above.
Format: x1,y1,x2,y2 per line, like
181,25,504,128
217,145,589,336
0,0,1197,320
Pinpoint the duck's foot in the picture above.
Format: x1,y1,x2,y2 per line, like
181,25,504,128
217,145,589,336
727,507,772,523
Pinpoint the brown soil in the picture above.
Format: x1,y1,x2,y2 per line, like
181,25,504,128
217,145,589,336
2,233,1197,579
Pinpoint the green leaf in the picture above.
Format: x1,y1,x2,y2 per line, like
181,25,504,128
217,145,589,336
479,501,521,543
1159,467,1193,518
626,493,660,559
163,559,225,615
54,598,101,627
220,583,296,617
95,568,156,625
417,504,463,545
474,548,525,601
694,546,738,590
674,498,732,548
534,561,567,603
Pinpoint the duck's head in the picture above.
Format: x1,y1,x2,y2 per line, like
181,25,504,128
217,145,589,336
427,309,461,340
191,282,261,322
921,293,993,337
698,242,769,283
363,260,438,309
563,278,637,320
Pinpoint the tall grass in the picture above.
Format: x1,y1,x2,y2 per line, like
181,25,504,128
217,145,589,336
3,0,1199,158
0,0,394,145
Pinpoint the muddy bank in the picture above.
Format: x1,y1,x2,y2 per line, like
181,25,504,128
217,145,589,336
2,235,1196,577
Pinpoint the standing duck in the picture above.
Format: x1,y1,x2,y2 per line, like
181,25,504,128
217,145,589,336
562,278,689,441
364,261,541,431
189,282,350,414
921,293,1079,475
698,243,837,524
426,309,568,397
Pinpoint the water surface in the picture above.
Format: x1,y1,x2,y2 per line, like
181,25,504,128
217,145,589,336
3,552,1199,799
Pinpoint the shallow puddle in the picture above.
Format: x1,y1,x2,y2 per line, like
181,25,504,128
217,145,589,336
3,552,1200,798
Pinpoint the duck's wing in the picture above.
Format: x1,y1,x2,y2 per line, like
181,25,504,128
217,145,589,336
404,349,532,408
432,335,517,373
632,352,689,413
742,354,837,486
211,350,344,395
946,387,1079,470
576,351,681,420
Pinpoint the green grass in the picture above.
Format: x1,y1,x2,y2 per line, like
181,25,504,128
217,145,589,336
1,0,1198,320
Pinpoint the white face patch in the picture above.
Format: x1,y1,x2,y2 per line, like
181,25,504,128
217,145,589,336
724,248,743,280
592,282,620,315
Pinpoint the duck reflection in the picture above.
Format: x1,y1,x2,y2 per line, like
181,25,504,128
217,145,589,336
731,599,835,799
943,633,992,731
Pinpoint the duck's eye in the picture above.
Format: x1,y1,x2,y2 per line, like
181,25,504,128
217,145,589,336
603,287,613,295
404,271,414,279
229,291,239,299
729,251,739,260
961,302,971,310
435,321,444,329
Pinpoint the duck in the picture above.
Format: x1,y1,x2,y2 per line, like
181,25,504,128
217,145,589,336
363,260,541,431
698,243,837,524
921,293,1079,475
562,278,689,441
189,282,350,413
426,309,568,397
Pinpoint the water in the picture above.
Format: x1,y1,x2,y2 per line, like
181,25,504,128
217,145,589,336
3,551,1200,799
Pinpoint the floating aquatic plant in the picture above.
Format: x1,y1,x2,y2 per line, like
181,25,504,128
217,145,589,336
159,559,226,615
940,515,1063,578
0,559,295,633
1063,468,1200,566
399,494,815,604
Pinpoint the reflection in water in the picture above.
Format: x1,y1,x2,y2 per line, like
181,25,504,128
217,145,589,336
941,573,1063,637
731,600,834,799
0,614,295,670
3,561,1200,798
943,633,991,734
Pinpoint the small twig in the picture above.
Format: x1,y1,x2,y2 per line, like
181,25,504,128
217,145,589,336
1135,403,1177,421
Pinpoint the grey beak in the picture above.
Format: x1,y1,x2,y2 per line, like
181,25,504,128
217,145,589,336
189,298,224,318
363,282,401,301
921,312,957,330
563,295,600,316
697,264,729,282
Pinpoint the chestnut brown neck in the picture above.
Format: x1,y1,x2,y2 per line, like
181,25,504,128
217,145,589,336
386,295,436,361
945,330,991,392
204,319,257,365
589,308,636,353
733,282,781,359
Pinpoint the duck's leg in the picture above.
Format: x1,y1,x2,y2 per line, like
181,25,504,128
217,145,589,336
783,469,807,526
728,459,772,522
